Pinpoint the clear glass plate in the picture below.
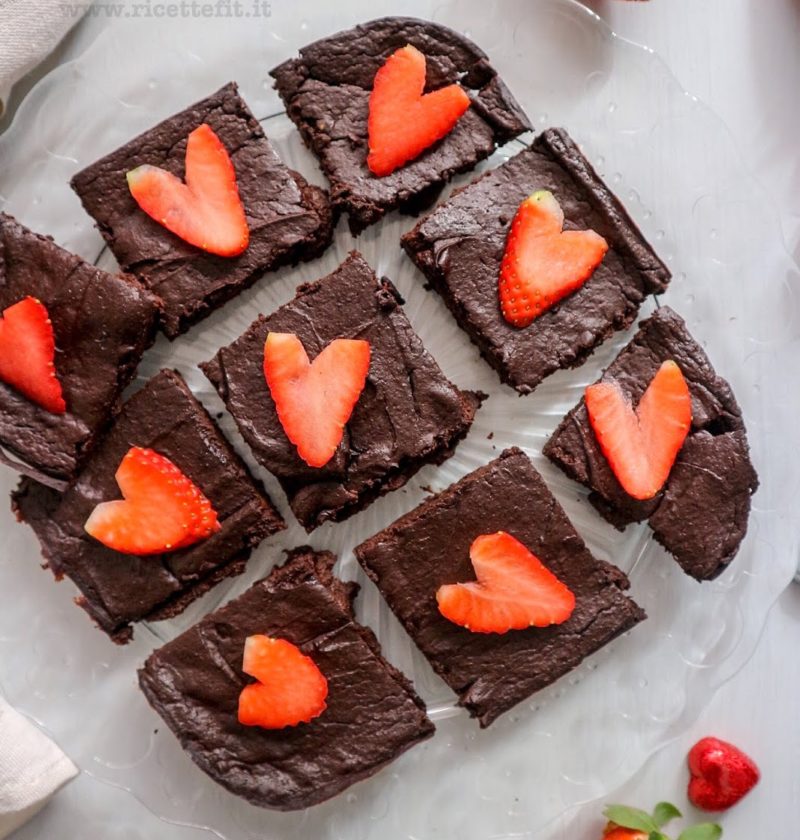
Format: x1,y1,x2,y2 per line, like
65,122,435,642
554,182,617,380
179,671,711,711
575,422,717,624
0,1,797,838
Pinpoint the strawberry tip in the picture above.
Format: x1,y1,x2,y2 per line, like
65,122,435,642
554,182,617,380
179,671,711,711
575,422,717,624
125,167,143,186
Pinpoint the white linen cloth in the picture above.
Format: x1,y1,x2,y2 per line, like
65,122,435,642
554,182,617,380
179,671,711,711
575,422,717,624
0,0,93,115
0,696,77,839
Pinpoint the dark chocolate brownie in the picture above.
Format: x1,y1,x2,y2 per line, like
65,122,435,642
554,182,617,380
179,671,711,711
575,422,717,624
401,130,671,393
201,251,483,531
12,370,284,642
544,306,758,581
71,82,333,338
355,447,645,727
271,17,531,234
139,547,435,811
0,213,160,489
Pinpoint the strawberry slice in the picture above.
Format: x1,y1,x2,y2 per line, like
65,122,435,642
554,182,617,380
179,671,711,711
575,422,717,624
0,296,65,414
585,359,692,500
499,190,608,328
84,446,220,555
126,123,249,257
367,44,471,177
238,635,328,729
436,531,576,634
263,333,370,468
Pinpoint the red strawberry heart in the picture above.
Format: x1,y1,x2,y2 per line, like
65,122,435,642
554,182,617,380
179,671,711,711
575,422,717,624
499,190,608,327
688,736,760,812
263,332,370,468
238,635,328,730
84,446,220,555
126,123,249,257
585,359,691,500
436,531,576,634
0,296,65,414
367,44,471,177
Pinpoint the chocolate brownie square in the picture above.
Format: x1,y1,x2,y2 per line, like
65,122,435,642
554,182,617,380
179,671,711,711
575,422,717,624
544,306,758,581
71,82,333,338
12,370,284,643
355,448,645,727
271,17,531,234
0,213,160,489
402,129,671,393
139,547,435,811
201,251,483,531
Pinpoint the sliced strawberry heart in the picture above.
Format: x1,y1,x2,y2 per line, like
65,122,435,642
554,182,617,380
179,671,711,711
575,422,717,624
263,332,371,468
687,737,760,812
0,296,65,414
238,635,328,729
126,123,249,257
586,359,691,500
436,531,576,634
499,190,608,328
367,44,471,177
84,446,220,555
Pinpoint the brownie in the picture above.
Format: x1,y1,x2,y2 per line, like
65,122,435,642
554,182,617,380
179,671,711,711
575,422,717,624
401,130,671,393
0,213,160,489
544,306,758,581
355,447,645,727
12,370,284,642
201,251,483,531
271,17,531,234
139,547,435,810
71,82,333,338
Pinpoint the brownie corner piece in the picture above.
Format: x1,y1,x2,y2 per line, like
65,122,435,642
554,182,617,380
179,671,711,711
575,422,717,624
201,250,483,531
355,447,645,727
544,305,758,581
12,369,284,642
401,128,671,393
0,212,160,489
70,82,333,338
271,17,531,233
138,546,434,810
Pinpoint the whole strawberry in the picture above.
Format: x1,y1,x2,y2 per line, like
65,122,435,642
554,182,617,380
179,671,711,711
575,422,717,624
603,823,647,840
602,802,721,840
687,737,760,812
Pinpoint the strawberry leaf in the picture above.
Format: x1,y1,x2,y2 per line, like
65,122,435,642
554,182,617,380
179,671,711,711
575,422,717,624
648,833,669,840
603,805,659,832
677,824,723,840
653,802,682,827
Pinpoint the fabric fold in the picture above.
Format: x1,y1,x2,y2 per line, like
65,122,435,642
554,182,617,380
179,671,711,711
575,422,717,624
0,0,92,115
0,696,78,839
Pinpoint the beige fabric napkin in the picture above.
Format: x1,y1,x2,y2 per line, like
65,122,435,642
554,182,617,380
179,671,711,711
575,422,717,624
0,0,93,116
0,697,78,839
